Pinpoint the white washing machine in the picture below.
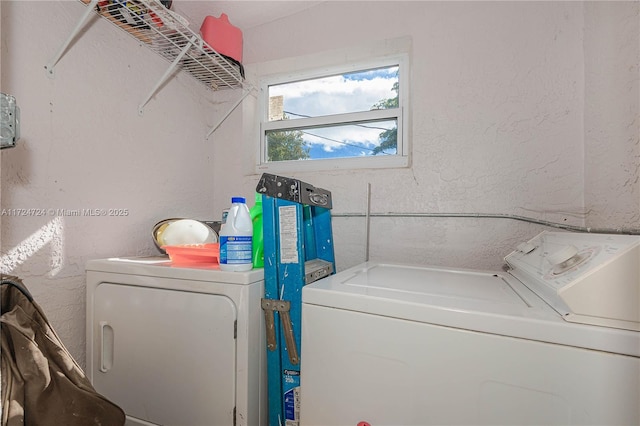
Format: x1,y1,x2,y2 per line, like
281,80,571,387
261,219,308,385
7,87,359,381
86,257,266,426
300,231,640,426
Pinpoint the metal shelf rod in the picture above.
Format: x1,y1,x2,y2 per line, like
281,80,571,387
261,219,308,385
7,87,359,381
138,35,197,115
45,0,99,78
205,88,252,139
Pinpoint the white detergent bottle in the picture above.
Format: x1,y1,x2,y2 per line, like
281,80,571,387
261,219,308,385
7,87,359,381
219,197,253,272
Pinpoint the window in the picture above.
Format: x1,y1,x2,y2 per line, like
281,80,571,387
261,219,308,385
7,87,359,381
258,54,409,172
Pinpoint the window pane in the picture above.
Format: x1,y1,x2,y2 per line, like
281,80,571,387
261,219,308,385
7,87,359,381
265,119,397,162
268,66,399,121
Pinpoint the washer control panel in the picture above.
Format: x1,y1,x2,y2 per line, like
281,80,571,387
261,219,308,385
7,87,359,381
505,231,640,331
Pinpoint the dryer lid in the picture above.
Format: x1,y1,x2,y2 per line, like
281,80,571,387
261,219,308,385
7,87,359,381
86,257,264,284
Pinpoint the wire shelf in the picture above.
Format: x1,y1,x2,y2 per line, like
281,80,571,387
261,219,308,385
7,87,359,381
91,0,244,91
47,0,250,137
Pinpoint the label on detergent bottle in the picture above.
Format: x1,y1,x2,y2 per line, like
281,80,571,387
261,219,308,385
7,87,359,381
219,235,252,264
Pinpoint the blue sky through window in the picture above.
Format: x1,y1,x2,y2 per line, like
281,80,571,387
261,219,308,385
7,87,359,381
268,65,399,158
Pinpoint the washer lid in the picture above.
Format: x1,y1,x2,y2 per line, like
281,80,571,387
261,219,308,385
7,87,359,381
303,262,551,319
302,262,640,357
343,264,526,307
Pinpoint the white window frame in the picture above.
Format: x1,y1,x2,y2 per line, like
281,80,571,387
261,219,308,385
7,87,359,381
257,53,410,173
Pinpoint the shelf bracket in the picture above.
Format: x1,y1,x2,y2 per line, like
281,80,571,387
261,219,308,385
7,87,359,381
138,35,197,116
45,0,99,78
205,88,253,140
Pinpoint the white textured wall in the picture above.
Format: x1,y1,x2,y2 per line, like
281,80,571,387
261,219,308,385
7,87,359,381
226,1,640,272
1,0,638,371
584,2,640,229
0,1,224,367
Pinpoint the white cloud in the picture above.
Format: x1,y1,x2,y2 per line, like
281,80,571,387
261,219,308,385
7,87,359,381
269,69,398,153
302,120,395,151
270,74,396,118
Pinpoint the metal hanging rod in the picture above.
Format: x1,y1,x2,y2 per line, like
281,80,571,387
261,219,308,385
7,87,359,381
332,212,640,235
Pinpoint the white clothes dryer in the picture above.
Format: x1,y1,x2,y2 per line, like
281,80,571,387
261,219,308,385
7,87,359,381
300,231,640,426
86,257,266,426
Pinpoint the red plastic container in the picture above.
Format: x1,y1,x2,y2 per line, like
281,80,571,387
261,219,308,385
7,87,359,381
200,13,243,63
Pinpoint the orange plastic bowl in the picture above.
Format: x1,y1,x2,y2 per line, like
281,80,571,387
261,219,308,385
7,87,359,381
162,243,220,264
